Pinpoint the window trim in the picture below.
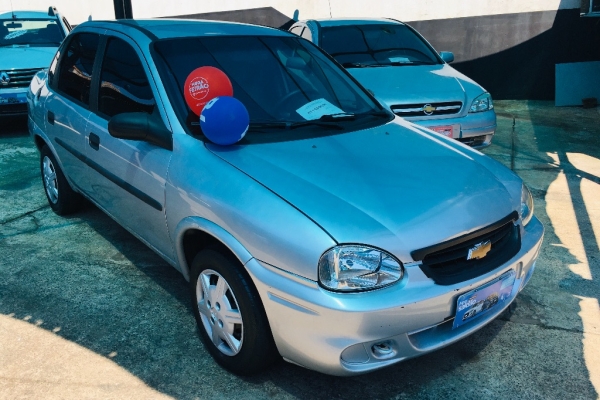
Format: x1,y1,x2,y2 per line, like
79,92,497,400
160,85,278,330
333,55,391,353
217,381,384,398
91,33,159,122
52,31,102,110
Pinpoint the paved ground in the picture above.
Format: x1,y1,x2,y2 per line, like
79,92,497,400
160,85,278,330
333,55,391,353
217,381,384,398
1,101,599,399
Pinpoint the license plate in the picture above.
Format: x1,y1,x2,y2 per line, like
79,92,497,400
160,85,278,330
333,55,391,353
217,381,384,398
453,270,516,329
0,93,27,104
430,125,453,138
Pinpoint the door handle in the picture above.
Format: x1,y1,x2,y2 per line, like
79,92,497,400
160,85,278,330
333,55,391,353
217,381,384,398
47,110,54,125
89,132,100,150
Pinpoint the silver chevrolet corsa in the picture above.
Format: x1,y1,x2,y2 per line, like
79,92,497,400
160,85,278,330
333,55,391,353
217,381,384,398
290,19,497,148
28,19,543,376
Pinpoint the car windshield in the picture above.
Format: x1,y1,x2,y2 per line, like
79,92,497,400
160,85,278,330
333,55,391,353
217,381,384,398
153,35,391,140
320,24,440,67
0,19,64,47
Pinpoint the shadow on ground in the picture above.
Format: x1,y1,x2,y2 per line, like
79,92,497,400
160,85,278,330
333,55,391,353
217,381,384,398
1,104,599,399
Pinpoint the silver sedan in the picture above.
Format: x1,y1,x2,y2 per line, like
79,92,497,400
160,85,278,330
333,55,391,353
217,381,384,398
290,18,497,148
28,18,542,376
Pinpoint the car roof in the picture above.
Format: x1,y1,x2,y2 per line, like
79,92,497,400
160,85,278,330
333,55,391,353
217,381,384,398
0,10,59,19
304,18,404,27
80,19,290,40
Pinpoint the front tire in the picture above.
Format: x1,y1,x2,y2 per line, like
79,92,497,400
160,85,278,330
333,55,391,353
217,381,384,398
40,145,82,215
190,249,278,375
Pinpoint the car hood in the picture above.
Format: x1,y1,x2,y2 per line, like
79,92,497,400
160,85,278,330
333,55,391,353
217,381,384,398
0,47,57,70
348,64,484,108
207,119,518,261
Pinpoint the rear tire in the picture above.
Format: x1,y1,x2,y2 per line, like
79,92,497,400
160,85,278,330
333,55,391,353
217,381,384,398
190,249,278,375
40,145,82,215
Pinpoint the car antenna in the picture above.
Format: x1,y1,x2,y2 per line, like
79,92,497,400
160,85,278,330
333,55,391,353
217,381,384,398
10,0,16,20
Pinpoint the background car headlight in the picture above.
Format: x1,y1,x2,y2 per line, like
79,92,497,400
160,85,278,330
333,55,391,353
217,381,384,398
521,183,534,226
469,92,494,113
318,245,403,292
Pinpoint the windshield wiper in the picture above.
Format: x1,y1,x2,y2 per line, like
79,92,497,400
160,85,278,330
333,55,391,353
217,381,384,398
341,62,385,68
318,113,356,121
249,116,347,131
387,61,437,66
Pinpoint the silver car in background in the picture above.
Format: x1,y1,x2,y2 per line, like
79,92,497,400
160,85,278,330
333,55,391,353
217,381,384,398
28,19,541,377
290,19,497,148
0,7,71,117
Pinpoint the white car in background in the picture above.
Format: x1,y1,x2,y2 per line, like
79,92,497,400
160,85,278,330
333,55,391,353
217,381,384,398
0,7,70,117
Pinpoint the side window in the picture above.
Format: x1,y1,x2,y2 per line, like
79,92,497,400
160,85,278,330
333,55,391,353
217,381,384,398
98,37,155,118
290,26,303,36
301,27,313,41
56,33,99,107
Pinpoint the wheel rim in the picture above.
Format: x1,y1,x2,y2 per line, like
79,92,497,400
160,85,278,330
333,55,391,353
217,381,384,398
42,156,58,204
196,269,243,356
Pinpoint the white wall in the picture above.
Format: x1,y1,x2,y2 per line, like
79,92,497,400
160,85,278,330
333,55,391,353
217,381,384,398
1,0,581,25
0,0,115,24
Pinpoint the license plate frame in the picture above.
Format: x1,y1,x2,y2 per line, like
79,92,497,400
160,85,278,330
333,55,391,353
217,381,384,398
453,270,516,329
430,125,454,138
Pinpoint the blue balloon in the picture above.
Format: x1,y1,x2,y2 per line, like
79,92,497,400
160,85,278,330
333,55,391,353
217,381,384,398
200,96,249,145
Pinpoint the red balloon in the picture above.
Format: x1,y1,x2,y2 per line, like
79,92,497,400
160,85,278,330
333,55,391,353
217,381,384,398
184,66,233,116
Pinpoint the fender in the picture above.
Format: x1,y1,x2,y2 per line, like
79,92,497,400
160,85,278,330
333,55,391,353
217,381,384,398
173,216,253,281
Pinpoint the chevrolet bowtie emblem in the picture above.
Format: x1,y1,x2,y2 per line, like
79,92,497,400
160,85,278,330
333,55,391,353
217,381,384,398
467,240,492,260
422,104,436,115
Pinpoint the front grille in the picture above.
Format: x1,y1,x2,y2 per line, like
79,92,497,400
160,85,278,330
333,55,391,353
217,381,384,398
391,101,462,117
0,68,41,89
458,135,487,147
412,212,521,285
0,102,27,115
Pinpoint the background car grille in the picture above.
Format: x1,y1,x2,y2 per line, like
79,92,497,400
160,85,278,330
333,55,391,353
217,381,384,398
1,68,41,89
412,212,521,285
391,101,462,117
0,103,27,114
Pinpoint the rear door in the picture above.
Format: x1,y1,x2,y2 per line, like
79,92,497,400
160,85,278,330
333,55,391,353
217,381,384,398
84,33,174,260
44,31,101,192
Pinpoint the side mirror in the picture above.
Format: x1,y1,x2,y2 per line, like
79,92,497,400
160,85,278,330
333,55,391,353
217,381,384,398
439,51,454,63
108,111,173,150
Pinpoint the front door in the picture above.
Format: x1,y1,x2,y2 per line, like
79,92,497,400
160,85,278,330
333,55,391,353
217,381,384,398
85,35,174,261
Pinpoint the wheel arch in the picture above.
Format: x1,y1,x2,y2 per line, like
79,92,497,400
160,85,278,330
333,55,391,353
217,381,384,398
174,217,253,281
33,134,48,152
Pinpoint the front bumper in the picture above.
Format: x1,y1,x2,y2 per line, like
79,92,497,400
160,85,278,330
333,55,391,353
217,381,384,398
246,216,543,376
408,109,497,149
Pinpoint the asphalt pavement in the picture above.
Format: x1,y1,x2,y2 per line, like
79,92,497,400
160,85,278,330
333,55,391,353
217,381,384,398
1,101,599,399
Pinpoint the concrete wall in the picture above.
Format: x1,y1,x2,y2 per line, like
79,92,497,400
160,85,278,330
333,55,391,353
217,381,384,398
2,0,581,26
410,9,600,100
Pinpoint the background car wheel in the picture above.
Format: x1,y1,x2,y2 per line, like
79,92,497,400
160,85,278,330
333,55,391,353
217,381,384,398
40,145,82,215
190,249,279,375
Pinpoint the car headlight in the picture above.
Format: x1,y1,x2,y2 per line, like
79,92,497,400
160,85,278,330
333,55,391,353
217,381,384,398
521,183,534,226
318,245,403,292
469,92,494,113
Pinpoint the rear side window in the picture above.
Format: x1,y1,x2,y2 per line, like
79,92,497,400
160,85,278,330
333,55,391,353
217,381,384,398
98,37,155,118
301,27,312,41
289,26,303,36
56,32,99,106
